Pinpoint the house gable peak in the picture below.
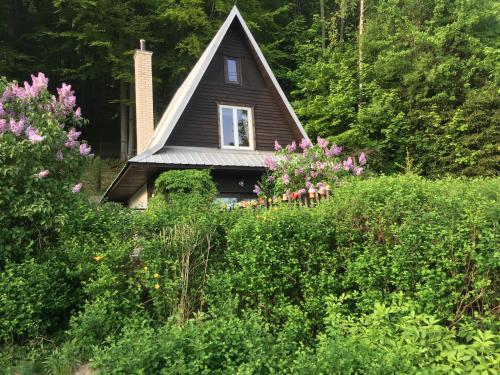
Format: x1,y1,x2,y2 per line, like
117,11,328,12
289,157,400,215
144,5,308,156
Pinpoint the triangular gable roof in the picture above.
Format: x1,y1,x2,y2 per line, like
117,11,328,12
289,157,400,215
144,5,308,156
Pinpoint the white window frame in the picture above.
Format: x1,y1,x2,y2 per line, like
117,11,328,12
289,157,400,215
218,104,254,150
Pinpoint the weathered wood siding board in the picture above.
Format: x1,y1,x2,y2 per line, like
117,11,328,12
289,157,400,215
166,20,300,151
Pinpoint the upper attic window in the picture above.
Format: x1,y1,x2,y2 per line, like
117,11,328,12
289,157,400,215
224,56,241,84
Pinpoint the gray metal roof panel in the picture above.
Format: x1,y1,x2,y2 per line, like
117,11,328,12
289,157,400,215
130,146,273,168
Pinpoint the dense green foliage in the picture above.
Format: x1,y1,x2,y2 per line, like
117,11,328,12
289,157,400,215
221,177,499,330
1,0,497,172
291,0,499,176
154,169,217,198
1,168,499,372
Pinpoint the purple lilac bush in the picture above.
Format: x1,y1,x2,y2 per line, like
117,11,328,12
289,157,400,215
0,73,91,263
254,136,366,199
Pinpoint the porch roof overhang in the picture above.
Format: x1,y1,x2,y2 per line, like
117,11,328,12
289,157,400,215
102,146,272,203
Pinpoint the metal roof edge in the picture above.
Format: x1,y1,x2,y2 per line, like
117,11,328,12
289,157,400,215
100,162,130,203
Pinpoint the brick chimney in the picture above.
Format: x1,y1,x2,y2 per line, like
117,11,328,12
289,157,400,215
134,39,154,155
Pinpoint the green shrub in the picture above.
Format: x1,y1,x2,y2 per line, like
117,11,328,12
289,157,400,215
320,175,499,323
298,295,499,374
0,259,71,342
154,169,217,199
91,311,303,374
212,175,499,334
215,206,338,336
91,296,499,374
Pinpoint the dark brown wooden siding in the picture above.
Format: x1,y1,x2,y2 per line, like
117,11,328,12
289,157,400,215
166,20,302,150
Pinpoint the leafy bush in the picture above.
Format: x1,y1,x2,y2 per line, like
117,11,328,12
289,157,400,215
91,311,303,374
298,295,499,374
61,170,227,360
91,297,499,374
320,175,499,323
212,175,499,333
0,260,71,342
154,169,217,199
215,206,338,335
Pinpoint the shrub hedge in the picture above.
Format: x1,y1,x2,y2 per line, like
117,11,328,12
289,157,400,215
216,175,499,332
1,173,498,373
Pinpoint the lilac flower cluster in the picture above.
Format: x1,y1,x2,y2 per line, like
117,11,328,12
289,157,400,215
254,136,367,198
0,72,88,194
57,83,77,110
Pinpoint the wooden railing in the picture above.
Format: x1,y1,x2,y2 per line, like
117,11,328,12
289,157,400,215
234,187,331,209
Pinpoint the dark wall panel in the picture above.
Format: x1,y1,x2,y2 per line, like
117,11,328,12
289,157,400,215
166,20,302,150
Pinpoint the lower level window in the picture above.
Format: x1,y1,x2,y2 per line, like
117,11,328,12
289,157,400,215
219,105,253,149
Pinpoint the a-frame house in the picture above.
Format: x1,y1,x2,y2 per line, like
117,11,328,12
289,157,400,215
103,6,308,208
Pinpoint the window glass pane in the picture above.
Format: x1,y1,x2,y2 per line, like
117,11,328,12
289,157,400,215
226,58,238,82
237,109,249,147
221,107,234,146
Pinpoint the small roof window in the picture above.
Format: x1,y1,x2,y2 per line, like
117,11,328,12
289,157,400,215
225,57,241,84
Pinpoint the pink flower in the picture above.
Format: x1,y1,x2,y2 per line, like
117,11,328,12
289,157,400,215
57,83,76,109
10,83,28,99
343,157,353,171
75,107,82,118
306,181,313,189
0,119,6,134
332,163,341,172
67,128,81,141
0,102,4,116
317,136,329,149
37,170,49,178
359,152,367,165
65,127,81,148
65,140,79,148
56,150,64,160
9,118,24,136
294,168,304,176
79,143,91,156
274,140,282,151
24,73,48,97
326,144,343,157
282,174,290,185
297,188,306,197
263,156,276,171
286,141,296,152
310,171,318,178
253,185,261,195
353,166,363,176
71,183,83,193
299,138,311,150
31,72,48,90
267,175,274,182
26,126,44,144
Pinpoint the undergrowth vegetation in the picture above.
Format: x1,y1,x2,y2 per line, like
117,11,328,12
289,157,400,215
2,171,498,373
1,75,498,373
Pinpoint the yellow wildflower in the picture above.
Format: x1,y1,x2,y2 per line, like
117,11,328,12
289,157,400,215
93,255,103,261
153,273,160,279
154,283,160,290
143,266,148,272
